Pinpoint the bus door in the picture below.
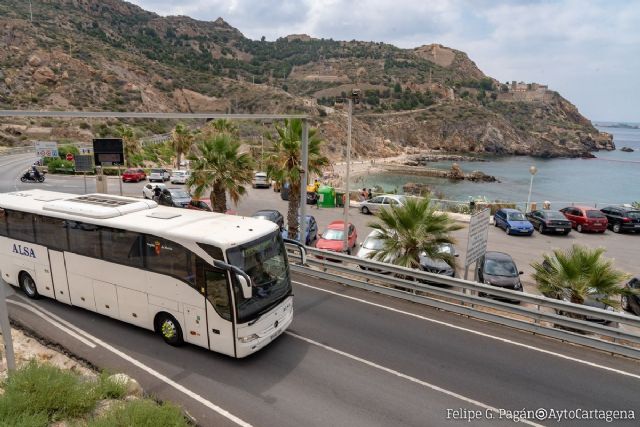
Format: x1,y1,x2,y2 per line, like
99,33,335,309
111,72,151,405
198,260,235,356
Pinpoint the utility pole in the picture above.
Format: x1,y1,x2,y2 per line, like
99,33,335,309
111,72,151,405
29,0,33,22
342,94,355,253
0,277,16,372
260,135,264,170
299,120,309,245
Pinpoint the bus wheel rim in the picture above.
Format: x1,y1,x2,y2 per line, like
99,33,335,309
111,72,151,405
161,320,176,339
24,276,36,295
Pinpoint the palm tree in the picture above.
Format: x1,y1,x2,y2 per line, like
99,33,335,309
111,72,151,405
531,245,630,309
186,134,254,213
169,123,193,169
367,197,462,269
208,118,238,135
116,125,139,167
265,119,329,237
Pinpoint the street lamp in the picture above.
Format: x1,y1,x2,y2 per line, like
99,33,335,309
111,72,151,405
526,165,538,212
342,89,360,253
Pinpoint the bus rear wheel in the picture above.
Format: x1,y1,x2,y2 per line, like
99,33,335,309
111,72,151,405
156,314,184,346
19,272,39,299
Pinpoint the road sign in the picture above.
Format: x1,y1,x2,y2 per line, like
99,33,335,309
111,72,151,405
66,153,74,161
464,208,490,268
34,141,58,158
93,138,124,166
74,155,93,173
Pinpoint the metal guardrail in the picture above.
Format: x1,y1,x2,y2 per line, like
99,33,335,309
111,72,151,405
285,244,640,359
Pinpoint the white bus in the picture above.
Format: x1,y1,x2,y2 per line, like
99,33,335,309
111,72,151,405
0,190,305,358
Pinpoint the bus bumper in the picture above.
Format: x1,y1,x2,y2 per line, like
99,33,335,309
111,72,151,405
236,296,293,358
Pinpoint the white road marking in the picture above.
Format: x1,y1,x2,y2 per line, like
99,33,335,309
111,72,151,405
293,281,640,380
7,300,96,348
11,297,253,427
287,331,543,427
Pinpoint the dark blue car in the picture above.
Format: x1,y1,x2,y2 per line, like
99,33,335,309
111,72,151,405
281,215,318,245
494,208,534,236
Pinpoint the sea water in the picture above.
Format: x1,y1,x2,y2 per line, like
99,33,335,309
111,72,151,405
351,124,640,205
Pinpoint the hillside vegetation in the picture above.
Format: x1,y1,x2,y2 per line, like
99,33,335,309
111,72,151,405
0,0,613,159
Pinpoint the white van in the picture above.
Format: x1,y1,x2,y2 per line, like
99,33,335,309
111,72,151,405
252,172,270,189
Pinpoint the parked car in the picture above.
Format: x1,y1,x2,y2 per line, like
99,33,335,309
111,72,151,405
149,168,171,182
142,183,167,199
170,170,191,184
186,199,212,212
121,168,146,183
356,230,396,271
252,172,270,188
360,194,407,215
281,215,318,245
316,220,358,254
525,209,572,235
494,208,534,236
477,251,523,302
252,209,285,230
559,206,608,233
622,277,640,316
420,243,458,278
158,188,191,208
600,206,640,233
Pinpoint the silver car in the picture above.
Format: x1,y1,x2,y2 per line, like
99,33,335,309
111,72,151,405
360,194,407,215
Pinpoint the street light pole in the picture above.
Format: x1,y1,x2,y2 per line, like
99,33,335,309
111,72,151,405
526,165,538,212
342,97,353,253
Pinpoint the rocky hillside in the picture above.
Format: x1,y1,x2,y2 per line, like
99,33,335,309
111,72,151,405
0,0,613,159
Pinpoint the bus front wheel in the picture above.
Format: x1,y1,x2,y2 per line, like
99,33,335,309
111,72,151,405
156,313,184,346
19,272,39,299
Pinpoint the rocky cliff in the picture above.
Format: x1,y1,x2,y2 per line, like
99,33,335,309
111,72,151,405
0,0,613,159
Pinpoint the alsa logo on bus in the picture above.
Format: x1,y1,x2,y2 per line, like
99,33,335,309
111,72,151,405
12,244,36,259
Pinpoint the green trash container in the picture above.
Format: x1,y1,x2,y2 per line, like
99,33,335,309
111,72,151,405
335,191,345,208
317,186,336,208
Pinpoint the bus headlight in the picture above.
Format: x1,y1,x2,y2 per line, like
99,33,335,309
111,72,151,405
238,334,259,343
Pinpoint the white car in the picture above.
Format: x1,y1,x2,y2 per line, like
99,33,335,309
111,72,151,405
252,172,270,188
149,168,171,182
142,183,167,199
360,194,407,215
356,229,395,272
170,170,191,184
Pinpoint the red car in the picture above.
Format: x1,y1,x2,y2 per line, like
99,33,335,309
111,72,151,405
186,199,212,212
122,168,146,182
559,206,608,233
316,220,358,254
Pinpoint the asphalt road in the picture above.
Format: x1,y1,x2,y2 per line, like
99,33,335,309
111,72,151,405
2,158,640,426
6,276,640,427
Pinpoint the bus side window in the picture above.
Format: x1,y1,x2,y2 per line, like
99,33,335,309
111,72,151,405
66,220,102,258
143,235,195,285
101,228,144,268
0,208,7,237
6,210,35,243
35,215,69,251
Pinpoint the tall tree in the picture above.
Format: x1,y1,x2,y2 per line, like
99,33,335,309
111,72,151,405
186,134,254,213
532,245,630,309
367,197,462,269
169,123,193,169
265,119,329,237
116,125,139,167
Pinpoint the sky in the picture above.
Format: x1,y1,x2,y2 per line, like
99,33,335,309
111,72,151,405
127,0,639,123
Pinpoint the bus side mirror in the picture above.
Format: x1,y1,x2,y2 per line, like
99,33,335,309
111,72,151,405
237,275,253,299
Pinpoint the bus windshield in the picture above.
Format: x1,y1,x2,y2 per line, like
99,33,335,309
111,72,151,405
226,231,291,324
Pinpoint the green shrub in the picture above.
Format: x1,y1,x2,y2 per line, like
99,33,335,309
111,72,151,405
94,372,127,400
0,361,99,425
58,144,80,158
46,158,75,174
89,399,189,427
